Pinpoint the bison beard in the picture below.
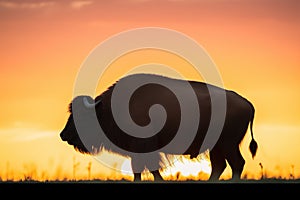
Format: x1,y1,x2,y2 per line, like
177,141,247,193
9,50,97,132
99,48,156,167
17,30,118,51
60,73,258,182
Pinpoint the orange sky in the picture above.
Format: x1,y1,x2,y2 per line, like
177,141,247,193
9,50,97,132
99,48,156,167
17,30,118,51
0,0,300,181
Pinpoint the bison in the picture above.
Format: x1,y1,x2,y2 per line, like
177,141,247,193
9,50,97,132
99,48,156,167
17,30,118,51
60,73,258,181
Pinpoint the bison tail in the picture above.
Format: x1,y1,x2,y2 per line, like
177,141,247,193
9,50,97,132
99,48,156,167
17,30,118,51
249,103,258,159
250,139,258,159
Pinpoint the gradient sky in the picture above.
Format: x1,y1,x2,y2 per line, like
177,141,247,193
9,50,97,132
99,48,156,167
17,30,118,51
0,0,299,181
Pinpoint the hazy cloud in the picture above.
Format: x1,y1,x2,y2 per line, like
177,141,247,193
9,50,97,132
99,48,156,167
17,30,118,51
0,1,56,9
12,131,55,142
70,0,93,9
8,129,56,142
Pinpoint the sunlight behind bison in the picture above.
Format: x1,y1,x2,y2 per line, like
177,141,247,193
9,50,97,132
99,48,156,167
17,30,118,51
120,151,212,181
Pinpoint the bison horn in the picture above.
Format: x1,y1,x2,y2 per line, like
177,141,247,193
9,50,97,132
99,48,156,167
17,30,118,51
83,96,101,109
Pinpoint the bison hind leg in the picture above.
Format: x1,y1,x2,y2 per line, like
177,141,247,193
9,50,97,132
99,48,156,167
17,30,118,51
208,147,227,181
225,146,245,181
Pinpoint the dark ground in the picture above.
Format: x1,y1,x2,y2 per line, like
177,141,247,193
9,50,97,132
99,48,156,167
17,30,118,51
1,179,299,197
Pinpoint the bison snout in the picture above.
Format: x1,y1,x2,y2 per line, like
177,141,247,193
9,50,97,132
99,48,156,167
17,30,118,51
60,130,68,141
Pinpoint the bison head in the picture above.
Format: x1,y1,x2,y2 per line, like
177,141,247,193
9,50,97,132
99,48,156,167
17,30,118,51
60,95,102,154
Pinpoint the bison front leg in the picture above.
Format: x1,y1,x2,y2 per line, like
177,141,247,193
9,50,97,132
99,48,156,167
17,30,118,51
133,170,163,182
151,169,164,182
131,156,144,182
146,153,164,182
131,153,164,182
133,172,142,182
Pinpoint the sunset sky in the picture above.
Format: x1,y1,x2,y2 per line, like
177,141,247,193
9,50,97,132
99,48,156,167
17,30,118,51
0,0,300,181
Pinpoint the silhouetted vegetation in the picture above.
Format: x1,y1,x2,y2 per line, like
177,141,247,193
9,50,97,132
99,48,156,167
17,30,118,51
0,159,298,182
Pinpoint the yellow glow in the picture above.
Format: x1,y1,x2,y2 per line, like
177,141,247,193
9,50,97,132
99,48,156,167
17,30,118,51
159,152,212,181
120,152,214,181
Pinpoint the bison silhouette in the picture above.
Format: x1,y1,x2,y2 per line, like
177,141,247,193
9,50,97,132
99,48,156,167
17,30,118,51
60,73,258,181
